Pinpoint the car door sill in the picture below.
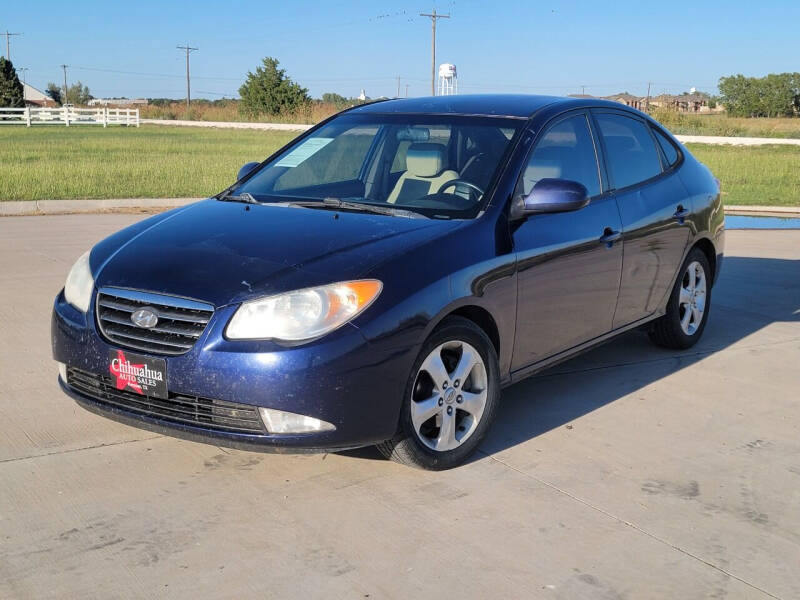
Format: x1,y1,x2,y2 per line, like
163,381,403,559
505,311,664,387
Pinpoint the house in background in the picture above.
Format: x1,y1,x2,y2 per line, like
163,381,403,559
568,90,724,113
23,83,57,107
603,93,644,110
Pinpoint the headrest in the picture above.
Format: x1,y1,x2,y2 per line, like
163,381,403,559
406,143,446,177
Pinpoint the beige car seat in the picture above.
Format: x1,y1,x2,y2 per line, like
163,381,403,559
387,143,459,204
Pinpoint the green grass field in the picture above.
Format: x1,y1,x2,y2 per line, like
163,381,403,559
686,143,800,206
0,126,296,201
1,125,798,206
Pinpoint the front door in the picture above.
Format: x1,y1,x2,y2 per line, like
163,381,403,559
511,112,623,371
591,111,692,327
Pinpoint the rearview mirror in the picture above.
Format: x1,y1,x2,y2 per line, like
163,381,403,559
237,162,260,181
513,178,590,218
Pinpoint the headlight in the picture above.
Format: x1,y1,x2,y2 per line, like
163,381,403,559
226,280,382,342
64,250,95,313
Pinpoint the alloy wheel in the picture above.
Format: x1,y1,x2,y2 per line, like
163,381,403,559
678,260,707,335
410,340,488,452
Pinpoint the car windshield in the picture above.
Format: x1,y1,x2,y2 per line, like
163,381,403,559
233,113,522,219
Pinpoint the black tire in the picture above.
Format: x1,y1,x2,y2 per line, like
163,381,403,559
376,316,501,470
649,247,712,349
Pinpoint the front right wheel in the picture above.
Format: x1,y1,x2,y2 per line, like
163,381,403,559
377,317,500,470
649,247,712,349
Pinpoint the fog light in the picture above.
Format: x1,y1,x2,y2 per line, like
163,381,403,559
57,362,67,381
258,407,335,434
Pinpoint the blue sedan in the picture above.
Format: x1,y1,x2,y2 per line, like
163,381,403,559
52,95,724,469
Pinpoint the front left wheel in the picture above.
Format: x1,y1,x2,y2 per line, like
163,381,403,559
376,317,500,470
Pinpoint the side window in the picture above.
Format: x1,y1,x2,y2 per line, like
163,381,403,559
518,114,601,197
652,127,679,167
274,125,377,191
595,113,662,189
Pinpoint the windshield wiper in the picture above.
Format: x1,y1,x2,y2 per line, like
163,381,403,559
287,197,427,219
218,191,259,204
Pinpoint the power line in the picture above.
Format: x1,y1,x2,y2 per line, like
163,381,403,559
2,30,21,61
419,9,449,96
176,44,198,110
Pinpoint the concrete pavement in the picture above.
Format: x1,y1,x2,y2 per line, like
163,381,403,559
1,215,798,599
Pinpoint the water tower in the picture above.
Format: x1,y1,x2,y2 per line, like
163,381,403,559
438,63,458,96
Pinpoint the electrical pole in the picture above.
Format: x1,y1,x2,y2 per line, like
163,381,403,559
176,44,198,110
2,31,21,61
397,75,401,98
581,85,586,96
405,83,410,98
420,9,449,96
60,64,69,102
645,81,652,112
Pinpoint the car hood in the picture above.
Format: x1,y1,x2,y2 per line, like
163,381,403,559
94,199,460,307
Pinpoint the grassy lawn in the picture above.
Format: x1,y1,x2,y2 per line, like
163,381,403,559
686,143,800,206
1,125,798,206
0,125,297,201
652,110,800,139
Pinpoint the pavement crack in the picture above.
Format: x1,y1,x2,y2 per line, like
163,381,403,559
0,435,162,465
481,451,784,600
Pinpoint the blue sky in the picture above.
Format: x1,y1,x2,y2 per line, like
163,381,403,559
3,0,798,100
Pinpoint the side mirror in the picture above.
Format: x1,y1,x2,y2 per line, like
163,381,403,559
237,161,260,181
512,178,590,218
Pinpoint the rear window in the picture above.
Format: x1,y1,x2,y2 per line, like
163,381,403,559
652,127,680,167
595,113,662,189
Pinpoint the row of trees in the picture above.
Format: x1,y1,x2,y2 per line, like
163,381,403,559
719,73,800,117
45,81,92,105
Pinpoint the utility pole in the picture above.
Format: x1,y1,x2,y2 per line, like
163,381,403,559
581,85,586,96
645,81,652,112
2,31,21,61
405,83,410,98
397,75,401,98
176,44,198,110
60,64,69,102
420,9,449,96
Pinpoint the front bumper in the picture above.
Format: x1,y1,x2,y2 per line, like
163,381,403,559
52,290,417,452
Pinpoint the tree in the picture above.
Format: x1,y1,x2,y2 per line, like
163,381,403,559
238,57,309,117
719,73,800,117
46,83,63,105
0,57,25,108
65,81,92,106
322,92,348,105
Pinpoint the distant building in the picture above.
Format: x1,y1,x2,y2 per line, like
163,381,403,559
23,83,56,107
569,90,724,113
88,98,148,107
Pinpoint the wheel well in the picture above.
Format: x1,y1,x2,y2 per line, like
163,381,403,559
692,238,717,282
446,305,500,355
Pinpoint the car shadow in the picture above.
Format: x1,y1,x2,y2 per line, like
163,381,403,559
338,256,800,464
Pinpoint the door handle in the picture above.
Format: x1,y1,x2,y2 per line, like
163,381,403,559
600,227,622,247
673,205,690,222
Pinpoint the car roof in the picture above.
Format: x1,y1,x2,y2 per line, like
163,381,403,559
348,94,640,119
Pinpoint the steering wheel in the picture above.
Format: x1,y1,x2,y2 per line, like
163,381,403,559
437,179,485,201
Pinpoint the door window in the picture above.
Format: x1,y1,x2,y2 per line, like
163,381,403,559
595,113,662,189
652,127,680,167
518,114,601,197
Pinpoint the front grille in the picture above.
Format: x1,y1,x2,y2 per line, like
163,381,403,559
67,367,266,434
96,287,214,355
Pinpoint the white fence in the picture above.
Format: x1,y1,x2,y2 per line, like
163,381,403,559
0,107,139,127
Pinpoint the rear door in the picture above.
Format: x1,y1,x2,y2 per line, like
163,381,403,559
592,110,691,327
510,111,623,371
